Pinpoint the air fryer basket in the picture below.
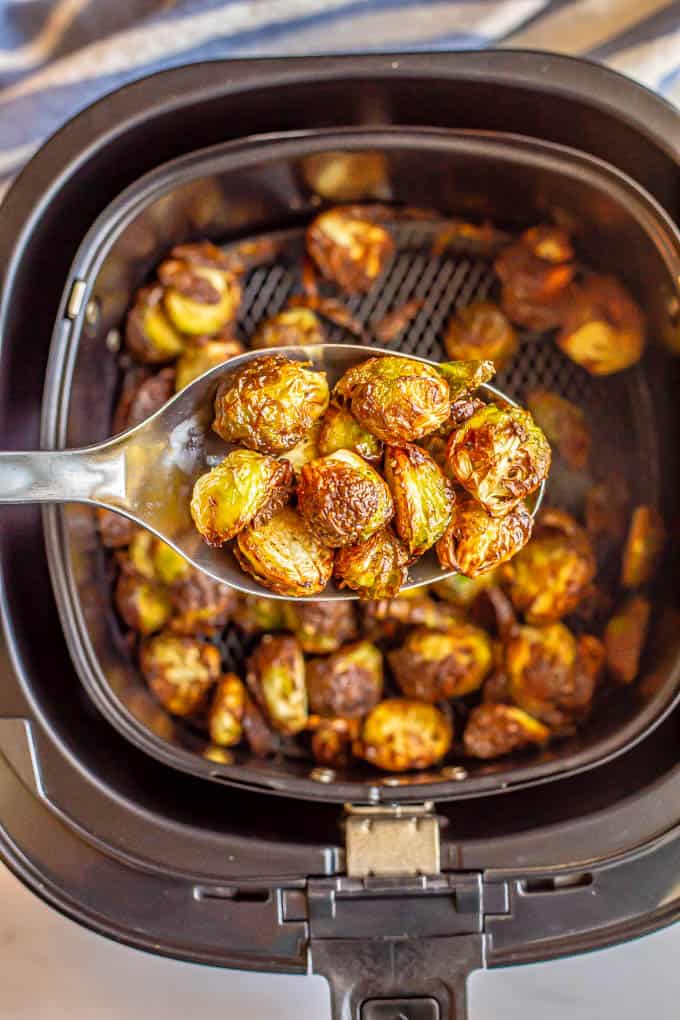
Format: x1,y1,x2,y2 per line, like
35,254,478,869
43,127,680,804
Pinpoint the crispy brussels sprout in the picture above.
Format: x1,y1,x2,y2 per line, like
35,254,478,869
432,571,499,608
502,509,596,623
444,301,518,370
436,497,533,578
621,505,665,589
495,225,575,330
125,285,185,363
235,507,335,597
115,572,172,635
175,335,245,391
586,471,630,541
212,354,330,454
251,307,326,349
141,632,220,716
447,404,551,517
334,527,409,600
191,450,293,546
208,673,247,747
281,421,322,476
318,402,383,464
311,717,361,767
362,594,464,634
307,640,384,718
302,151,389,201
506,623,603,725
334,355,451,444
233,595,288,635
158,242,241,336
246,634,307,734
463,703,550,759
126,530,191,585
556,274,645,375
526,388,590,472
604,596,651,684
384,444,454,558
437,359,495,401
306,206,394,292
282,600,357,654
389,624,493,701
169,572,236,636
354,699,452,772
98,509,138,549
297,449,394,548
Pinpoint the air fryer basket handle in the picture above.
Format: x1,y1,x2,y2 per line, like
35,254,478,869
311,935,483,1019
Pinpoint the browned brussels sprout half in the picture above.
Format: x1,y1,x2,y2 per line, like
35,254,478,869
447,404,551,517
251,307,326,349
463,703,550,759
306,206,394,292
126,530,191,585
213,354,330,454
307,640,384,718
169,572,237,637
354,699,452,772
362,594,464,633
389,624,492,701
281,600,357,654
297,449,394,548
141,632,221,716
125,285,185,363
115,572,172,636
384,444,453,558
502,509,596,624
436,497,533,578
334,527,409,600
621,505,665,589
246,634,307,735
318,402,383,464
158,242,242,336
557,274,645,375
311,717,361,767
235,507,334,597
432,571,499,608
334,355,451,444
175,335,245,391
604,596,651,685
444,301,518,370
495,225,575,330
232,595,288,635
191,449,293,546
526,388,591,472
208,673,247,747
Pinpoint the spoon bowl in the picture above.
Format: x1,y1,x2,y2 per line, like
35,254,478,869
0,344,545,599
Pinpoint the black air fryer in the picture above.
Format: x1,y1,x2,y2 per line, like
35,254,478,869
1,52,679,1020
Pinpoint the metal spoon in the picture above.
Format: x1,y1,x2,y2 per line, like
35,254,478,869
0,344,544,599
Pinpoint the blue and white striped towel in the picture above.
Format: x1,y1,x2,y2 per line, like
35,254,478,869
0,0,678,198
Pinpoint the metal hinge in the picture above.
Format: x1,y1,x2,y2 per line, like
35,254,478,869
345,802,440,877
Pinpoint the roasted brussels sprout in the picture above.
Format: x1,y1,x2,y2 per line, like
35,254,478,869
117,366,176,430
334,527,409,600
125,285,185,363
436,497,533,577
169,572,236,636
318,403,383,464
306,206,394,292
98,508,138,549
334,355,450,444
307,640,384,718
372,298,424,343
444,301,518,370
353,699,452,772
437,359,495,401
242,694,277,757
115,572,172,635
586,471,630,542
246,634,307,734
174,335,245,391
208,673,247,747
141,632,220,716
526,388,591,472
621,505,665,589
556,274,645,375
212,354,330,454
158,242,241,336
302,151,389,202
432,571,499,608
495,225,575,330
282,600,357,654
604,596,651,684
383,444,453,558
502,509,596,624
235,507,335,597
232,595,288,635
463,703,550,759
281,421,322,476
432,219,511,258
362,594,464,633
191,450,293,547
311,717,361,767
297,449,394,548
446,404,551,517
389,624,493,701
251,307,326,349
126,529,191,585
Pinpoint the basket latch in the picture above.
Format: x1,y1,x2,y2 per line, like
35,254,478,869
344,802,440,877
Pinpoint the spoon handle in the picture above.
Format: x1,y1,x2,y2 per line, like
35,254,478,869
0,445,126,506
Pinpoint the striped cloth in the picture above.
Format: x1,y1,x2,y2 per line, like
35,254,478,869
0,0,678,198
